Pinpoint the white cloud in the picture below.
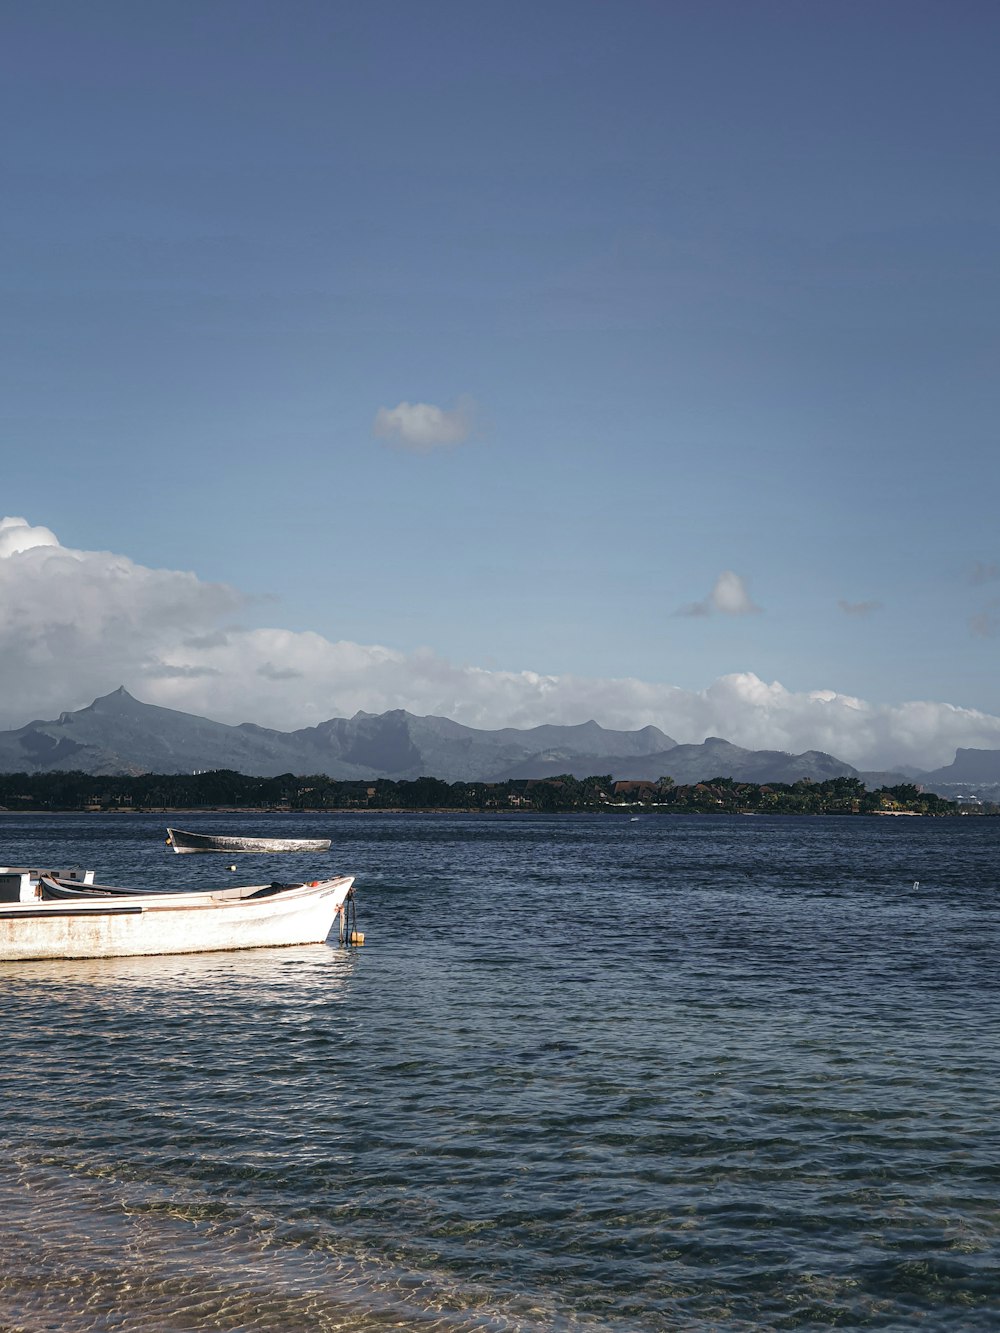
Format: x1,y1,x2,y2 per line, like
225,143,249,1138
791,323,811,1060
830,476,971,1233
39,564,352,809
2,518,1000,771
0,516,60,558
373,397,475,452
0,520,244,725
678,570,762,617
712,570,761,615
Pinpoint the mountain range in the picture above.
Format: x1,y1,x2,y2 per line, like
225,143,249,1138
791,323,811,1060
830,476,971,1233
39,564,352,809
0,686,953,788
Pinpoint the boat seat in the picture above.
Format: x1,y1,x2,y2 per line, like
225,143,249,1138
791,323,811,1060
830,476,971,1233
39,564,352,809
246,882,301,899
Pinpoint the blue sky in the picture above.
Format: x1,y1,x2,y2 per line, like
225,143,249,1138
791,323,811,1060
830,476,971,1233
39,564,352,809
2,1,999,765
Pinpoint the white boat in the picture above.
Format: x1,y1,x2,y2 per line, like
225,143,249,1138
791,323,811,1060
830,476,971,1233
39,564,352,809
166,828,332,855
0,874,355,962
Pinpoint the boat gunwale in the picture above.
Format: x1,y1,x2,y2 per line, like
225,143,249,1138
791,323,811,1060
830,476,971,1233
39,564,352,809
34,874,354,913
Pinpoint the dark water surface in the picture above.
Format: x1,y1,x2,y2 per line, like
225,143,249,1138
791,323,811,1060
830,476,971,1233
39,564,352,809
0,812,997,1331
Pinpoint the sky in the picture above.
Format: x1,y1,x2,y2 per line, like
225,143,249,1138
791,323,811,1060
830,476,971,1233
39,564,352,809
2,0,999,770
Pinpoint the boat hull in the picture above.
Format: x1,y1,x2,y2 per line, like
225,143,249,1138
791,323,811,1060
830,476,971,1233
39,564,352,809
167,828,332,854
0,876,354,962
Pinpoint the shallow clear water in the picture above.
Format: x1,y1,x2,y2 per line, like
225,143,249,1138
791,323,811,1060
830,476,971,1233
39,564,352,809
0,812,997,1330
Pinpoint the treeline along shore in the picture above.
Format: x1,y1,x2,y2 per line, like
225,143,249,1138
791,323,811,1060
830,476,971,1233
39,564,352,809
0,771,992,816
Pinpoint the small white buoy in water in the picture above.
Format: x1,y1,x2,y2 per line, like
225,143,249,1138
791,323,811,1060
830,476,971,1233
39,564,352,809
228,864,237,872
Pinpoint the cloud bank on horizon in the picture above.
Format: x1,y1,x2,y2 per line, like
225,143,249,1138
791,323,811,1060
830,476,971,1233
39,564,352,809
1,516,999,771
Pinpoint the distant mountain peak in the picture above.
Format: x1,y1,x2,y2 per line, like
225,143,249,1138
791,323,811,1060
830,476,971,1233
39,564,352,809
920,746,1000,784
91,685,138,706
81,687,152,718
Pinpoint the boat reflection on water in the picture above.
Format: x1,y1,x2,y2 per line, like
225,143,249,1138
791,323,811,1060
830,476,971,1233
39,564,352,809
0,936,361,996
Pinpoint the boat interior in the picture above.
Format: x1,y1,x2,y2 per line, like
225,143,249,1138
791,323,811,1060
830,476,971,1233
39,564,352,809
0,867,95,902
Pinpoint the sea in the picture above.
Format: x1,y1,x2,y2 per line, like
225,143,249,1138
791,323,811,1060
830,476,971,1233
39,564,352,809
0,811,997,1332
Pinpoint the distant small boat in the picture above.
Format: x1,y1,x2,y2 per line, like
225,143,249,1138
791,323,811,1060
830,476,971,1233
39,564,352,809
0,874,355,961
166,828,332,855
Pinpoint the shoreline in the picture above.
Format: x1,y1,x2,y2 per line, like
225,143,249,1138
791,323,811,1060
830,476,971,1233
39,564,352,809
0,806,977,818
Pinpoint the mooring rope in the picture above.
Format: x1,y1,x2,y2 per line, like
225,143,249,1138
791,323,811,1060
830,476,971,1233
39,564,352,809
340,887,358,945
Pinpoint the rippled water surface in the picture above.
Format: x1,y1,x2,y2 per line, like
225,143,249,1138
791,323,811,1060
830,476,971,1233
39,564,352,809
0,812,997,1330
